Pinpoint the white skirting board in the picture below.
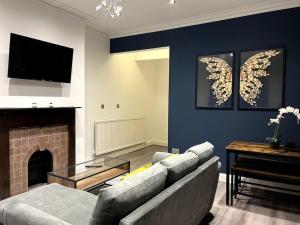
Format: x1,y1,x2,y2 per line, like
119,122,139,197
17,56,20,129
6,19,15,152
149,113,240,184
219,173,230,183
94,143,147,159
146,140,168,147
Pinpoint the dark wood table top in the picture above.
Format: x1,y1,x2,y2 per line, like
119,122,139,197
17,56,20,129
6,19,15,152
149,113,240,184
226,141,300,159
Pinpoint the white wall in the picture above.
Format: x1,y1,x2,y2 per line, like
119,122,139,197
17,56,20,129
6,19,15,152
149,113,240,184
137,59,169,146
85,27,169,159
0,0,168,163
0,0,86,163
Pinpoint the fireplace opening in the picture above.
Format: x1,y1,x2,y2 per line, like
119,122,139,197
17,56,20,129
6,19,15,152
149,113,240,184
28,150,53,188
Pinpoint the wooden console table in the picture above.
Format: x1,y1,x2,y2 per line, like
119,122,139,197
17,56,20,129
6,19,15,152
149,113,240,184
225,141,300,206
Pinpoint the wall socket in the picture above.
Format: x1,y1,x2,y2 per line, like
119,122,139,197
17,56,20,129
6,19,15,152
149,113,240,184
172,148,180,154
101,104,104,109
116,104,120,108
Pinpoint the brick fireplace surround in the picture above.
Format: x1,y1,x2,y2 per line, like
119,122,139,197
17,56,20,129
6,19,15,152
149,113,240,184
9,125,69,196
0,108,77,200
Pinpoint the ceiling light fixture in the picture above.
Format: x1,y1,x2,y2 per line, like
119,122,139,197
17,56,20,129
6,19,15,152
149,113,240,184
96,0,123,18
169,0,176,4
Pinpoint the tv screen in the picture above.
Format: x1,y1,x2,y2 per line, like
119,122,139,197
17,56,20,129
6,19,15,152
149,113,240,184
8,33,73,83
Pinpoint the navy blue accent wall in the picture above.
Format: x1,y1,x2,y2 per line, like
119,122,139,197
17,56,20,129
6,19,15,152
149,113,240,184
111,8,300,172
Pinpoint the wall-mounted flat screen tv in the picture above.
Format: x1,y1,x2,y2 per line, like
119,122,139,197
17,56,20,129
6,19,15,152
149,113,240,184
8,33,73,83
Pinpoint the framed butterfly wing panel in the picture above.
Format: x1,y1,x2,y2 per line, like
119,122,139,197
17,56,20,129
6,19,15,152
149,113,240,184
196,52,234,109
238,48,285,111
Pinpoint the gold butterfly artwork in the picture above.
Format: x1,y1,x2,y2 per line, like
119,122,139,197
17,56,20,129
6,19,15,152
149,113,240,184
239,50,282,106
200,56,232,106
200,50,282,107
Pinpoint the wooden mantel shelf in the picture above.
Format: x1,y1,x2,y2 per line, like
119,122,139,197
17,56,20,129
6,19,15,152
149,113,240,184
0,107,81,111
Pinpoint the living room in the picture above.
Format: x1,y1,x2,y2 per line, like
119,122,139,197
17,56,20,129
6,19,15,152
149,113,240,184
0,0,300,225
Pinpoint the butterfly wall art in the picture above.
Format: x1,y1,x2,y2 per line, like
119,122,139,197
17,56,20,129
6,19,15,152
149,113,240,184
196,52,234,109
238,48,285,110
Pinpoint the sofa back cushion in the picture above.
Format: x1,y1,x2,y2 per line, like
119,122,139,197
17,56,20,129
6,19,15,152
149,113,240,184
186,142,214,166
160,152,199,185
89,163,167,225
152,152,176,164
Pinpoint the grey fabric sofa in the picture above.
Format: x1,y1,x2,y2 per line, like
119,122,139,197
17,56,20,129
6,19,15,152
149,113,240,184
0,142,221,225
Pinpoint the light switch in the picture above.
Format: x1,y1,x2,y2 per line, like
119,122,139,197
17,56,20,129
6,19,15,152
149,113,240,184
101,104,104,109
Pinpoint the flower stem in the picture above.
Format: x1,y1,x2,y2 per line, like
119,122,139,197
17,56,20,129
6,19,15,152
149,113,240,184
273,123,280,139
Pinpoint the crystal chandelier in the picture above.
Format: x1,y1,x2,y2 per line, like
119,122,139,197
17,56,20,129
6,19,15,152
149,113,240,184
96,0,123,18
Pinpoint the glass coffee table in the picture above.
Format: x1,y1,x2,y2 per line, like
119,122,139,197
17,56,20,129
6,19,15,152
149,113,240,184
48,157,130,192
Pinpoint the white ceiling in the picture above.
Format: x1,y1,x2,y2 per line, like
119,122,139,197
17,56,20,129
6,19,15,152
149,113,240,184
39,0,300,38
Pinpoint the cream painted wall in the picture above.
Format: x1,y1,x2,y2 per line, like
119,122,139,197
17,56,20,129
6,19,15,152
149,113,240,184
137,60,169,146
151,59,169,145
85,27,169,159
134,48,169,61
0,0,86,162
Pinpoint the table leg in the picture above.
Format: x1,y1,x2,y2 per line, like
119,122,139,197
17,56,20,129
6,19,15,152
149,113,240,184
234,153,238,199
226,151,230,205
231,169,234,206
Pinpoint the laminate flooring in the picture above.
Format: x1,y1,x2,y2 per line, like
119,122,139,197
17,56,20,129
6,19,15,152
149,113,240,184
200,182,300,225
118,145,168,170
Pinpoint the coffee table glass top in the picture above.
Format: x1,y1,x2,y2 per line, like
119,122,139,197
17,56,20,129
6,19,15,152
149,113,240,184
48,157,130,183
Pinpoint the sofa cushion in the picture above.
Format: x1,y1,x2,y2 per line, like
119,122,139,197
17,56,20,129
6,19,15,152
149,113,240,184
152,152,177,164
3,203,71,225
186,142,214,165
89,163,167,225
0,184,97,225
160,152,199,185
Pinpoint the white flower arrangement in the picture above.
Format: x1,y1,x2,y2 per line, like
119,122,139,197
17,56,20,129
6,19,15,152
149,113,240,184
267,106,300,148
268,106,300,125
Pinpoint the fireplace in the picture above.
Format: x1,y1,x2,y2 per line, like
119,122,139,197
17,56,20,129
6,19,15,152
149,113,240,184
9,125,69,195
0,108,78,200
28,150,53,188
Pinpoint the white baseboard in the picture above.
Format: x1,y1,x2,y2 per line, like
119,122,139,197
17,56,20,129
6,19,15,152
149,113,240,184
95,143,147,158
94,141,167,159
219,173,229,183
146,140,168,147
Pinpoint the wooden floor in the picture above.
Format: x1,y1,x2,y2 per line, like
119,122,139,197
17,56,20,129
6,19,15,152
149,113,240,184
200,182,300,225
117,145,168,170
117,146,300,225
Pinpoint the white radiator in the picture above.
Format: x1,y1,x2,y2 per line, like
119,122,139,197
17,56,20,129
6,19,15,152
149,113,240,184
94,118,146,156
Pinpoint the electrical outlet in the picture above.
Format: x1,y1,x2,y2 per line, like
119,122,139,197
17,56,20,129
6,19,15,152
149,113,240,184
172,148,180,154
101,104,104,109
116,104,120,108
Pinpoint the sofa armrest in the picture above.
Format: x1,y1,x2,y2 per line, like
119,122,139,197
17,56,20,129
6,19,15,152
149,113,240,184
3,203,71,225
